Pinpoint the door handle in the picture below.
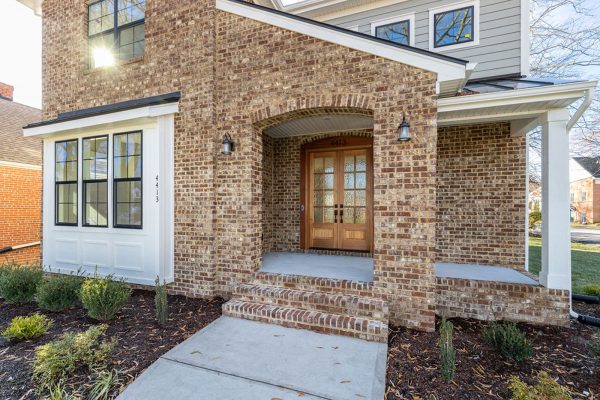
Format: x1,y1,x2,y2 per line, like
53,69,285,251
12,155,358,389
334,208,338,223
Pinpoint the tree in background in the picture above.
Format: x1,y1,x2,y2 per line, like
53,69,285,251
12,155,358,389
528,0,600,183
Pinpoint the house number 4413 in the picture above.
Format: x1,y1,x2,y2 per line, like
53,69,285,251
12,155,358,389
155,175,159,203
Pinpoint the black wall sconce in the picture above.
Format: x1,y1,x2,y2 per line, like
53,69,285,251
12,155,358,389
222,133,234,155
397,114,411,142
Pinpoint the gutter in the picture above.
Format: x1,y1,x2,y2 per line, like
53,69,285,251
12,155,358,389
567,88,595,131
458,63,478,93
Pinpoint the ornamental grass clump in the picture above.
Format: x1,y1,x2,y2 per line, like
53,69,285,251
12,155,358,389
0,263,43,304
582,284,600,297
508,371,572,400
439,317,456,383
154,276,168,327
482,322,533,362
37,275,83,312
32,325,115,391
3,313,53,341
80,275,131,321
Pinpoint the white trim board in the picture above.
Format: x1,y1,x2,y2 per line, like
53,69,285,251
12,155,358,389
428,0,480,52
22,103,179,138
216,0,468,85
370,13,416,47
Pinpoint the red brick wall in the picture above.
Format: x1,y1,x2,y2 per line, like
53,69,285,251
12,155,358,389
436,123,527,269
0,83,14,100
570,178,597,223
0,166,42,264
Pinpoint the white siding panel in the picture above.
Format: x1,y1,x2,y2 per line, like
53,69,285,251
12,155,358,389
330,0,523,80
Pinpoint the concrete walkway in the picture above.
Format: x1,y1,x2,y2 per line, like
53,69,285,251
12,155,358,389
118,317,387,400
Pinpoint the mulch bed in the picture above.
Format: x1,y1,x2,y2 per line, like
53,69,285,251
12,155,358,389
0,290,224,399
386,301,600,399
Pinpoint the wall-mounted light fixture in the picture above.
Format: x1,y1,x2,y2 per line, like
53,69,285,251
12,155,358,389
222,133,234,155
397,114,411,142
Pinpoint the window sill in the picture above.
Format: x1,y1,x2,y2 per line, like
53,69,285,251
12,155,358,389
84,56,145,75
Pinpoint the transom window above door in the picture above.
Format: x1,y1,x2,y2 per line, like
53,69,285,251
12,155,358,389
371,14,415,47
88,0,146,68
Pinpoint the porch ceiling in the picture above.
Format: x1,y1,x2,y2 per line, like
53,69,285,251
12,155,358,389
263,113,373,138
438,80,597,134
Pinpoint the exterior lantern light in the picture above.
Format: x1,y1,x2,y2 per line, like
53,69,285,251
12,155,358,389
397,114,411,142
222,133,234,155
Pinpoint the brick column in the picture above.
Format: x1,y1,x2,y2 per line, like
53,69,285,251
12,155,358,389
372,108,437,332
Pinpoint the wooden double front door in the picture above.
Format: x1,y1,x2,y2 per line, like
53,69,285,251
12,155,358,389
304,139,373,252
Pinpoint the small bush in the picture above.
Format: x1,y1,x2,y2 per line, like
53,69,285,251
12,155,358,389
3,313,53,341
439,317,456,383
80,275,131,321
582,284,600,297
32,324,115,390
47,383,76,400
155,276,168,327
37,275,83,312
0,264,43,304
509,371,572,400
529,211,542,230
482,322,533,362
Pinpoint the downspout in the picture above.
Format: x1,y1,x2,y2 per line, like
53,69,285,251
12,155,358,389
0,241,41,255
457,62,478,93
567,88,595,131
563,88,598,325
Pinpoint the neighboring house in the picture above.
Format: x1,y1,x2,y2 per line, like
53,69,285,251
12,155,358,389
570,157,600,224
0,82,42,264
18,0,597,338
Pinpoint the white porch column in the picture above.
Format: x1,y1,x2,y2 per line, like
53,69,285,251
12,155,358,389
539,108,572,291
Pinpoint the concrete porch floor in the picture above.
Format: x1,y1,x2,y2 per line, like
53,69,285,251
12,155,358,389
262,252,539,285
117,316,387,400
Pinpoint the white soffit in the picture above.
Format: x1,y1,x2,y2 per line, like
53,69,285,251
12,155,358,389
216,0,468,85
16,0,42,15
22,103,179,138
437,81,598,126
264,113,373,138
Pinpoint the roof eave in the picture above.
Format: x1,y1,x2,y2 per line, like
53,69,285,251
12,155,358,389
16,0,42,16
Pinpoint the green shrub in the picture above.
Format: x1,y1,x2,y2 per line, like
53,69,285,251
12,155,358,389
509,371,572,400
80,275,131,321
37,275,83,312
47,383,76,400
3,313,53,341
529,211,542,230
0,264,43,304
155,276,168,327
32,324,115,390
582,284,600,297
482,322,533,362
439,317,456,383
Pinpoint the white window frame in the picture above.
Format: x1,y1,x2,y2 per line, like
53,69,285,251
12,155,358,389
371,13,416,47
429,0,480,52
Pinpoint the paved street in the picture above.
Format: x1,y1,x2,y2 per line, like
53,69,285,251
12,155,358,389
571,228,600,244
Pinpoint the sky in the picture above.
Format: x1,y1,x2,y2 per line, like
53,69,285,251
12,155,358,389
0,1,41,108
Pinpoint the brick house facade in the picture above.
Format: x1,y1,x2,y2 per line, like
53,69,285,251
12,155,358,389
21,0,596,337
570,157,600,223
0,83,42,265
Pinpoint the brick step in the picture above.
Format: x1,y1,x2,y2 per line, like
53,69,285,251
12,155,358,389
233,283,388,321
252,271,374,297
223,299,388,343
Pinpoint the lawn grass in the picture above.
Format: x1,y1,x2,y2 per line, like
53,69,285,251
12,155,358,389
528,236,600,293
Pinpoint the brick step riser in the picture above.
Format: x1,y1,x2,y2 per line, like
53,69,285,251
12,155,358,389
223,301,388,343
251,274,375,297
233,288,388,321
